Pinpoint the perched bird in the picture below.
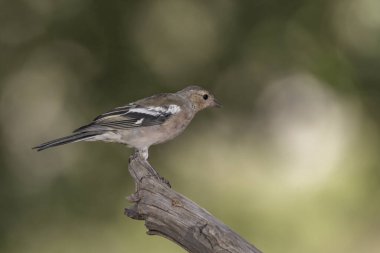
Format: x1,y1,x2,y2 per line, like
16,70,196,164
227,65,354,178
33,85,221,159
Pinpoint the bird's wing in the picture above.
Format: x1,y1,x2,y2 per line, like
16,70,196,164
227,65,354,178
73,102,181,132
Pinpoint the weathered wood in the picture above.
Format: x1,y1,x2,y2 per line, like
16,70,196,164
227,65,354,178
125,152,263,253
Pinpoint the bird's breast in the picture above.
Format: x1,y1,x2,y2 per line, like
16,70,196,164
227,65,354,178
119,110,194,149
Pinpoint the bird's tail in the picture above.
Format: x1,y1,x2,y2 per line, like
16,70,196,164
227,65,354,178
33,131,103,151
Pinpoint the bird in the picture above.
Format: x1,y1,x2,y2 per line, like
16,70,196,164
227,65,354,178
33,85,221,159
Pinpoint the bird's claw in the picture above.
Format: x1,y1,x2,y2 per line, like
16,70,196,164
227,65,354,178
160,176,171,188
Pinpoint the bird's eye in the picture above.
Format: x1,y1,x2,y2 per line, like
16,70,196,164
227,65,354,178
203,94,209,100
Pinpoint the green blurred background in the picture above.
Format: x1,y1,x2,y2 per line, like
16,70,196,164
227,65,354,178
1,0,380,252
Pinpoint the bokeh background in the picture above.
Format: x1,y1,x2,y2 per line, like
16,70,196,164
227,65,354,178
1,0,380,252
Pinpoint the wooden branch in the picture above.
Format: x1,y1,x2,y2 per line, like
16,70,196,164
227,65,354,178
124,152,263,253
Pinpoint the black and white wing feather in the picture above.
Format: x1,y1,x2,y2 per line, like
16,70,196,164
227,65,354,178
74,104,181,132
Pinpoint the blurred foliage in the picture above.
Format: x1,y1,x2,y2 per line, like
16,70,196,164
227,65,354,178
1,0,380,252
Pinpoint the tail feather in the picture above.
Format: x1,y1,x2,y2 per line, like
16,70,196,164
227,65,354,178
33,132,103,151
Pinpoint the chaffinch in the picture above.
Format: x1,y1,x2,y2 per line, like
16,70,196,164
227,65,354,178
34,85,221,159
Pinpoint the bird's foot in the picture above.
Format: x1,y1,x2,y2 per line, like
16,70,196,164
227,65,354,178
159,176,171,188
148,164,171,188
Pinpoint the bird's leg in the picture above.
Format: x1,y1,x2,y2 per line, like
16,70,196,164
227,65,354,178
135,148,171,188
139,147,149,160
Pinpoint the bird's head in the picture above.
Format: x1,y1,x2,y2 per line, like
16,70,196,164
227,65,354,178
177,85,221,111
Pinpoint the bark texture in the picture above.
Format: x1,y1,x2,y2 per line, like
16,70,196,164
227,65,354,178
125,152,262,253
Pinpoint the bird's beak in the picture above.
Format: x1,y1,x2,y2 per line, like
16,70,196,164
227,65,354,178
212,99,222,108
